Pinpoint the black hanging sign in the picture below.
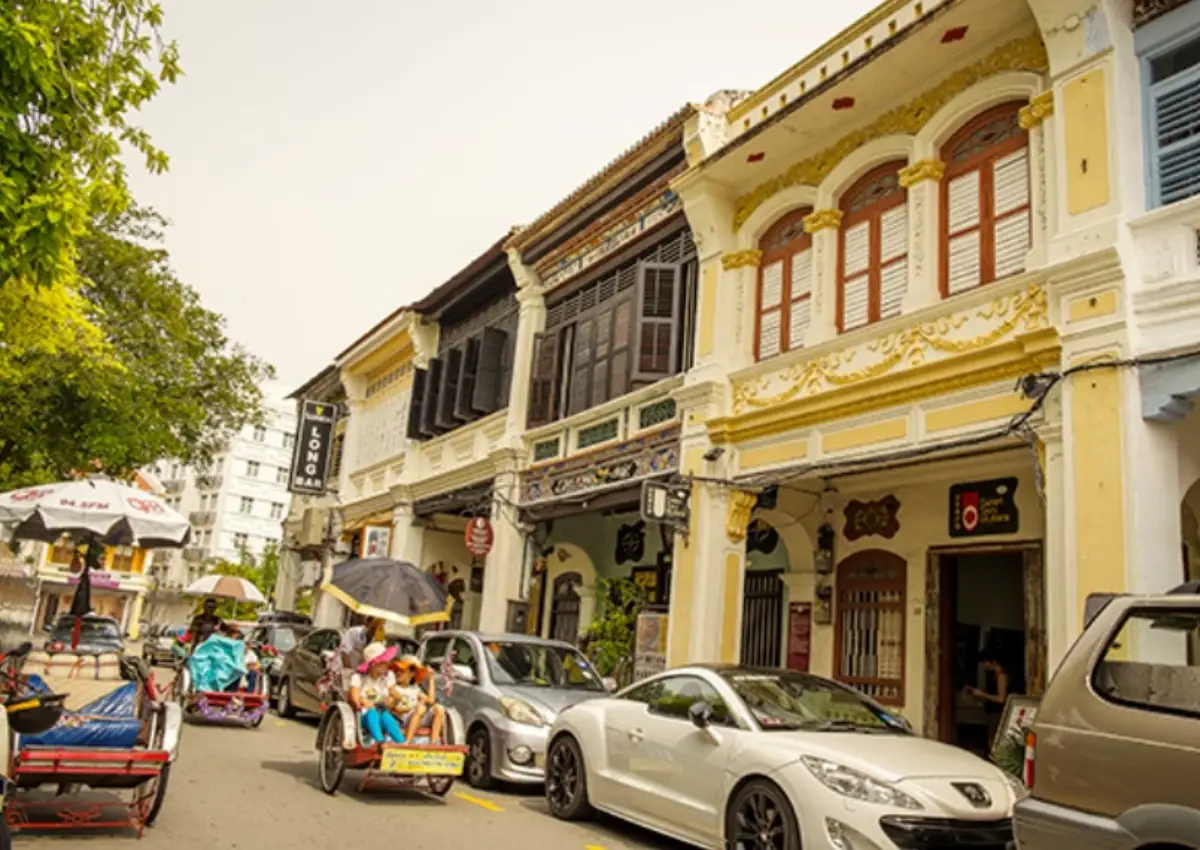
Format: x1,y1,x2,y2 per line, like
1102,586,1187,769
288,400,338,496
949,477,1019,538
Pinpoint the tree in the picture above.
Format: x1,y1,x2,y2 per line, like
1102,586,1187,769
583,577,646,686
1,0,181,372
0,206,273,488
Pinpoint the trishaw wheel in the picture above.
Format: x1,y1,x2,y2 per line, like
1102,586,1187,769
143,762,171,827
0,813,10,850
427,776,453,797
317,715,345,795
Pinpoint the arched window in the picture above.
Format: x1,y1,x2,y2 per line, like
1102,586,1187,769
940,101,1031,297
838,162,909,333
755,207,813,361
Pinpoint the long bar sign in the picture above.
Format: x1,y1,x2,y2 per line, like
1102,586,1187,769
288,400,337,496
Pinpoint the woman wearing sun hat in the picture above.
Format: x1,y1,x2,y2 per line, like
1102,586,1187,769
349,642,406,745
392,654,445,743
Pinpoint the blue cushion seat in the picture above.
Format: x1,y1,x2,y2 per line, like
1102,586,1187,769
19,675,142,750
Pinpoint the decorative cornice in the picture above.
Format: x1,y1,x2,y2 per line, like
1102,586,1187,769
804,209,844,234
898,159,946,188
1018,91,1054,130
722,249,763,270
732,33,1050,231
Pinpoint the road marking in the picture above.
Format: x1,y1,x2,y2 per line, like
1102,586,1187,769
273,720,285,726
453,791,504,812
585,845,606,850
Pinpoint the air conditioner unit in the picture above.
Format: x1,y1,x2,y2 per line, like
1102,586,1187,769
299,508,327,548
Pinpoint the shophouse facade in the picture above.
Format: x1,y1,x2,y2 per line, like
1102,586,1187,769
662,0,1174,743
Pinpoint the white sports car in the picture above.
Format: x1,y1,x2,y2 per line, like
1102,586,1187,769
543,665,1024,849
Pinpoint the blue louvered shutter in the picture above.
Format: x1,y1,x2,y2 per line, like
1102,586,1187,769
1150,62,1200,206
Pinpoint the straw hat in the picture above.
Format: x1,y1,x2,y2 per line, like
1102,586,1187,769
393,653,428,683
357,642,398,674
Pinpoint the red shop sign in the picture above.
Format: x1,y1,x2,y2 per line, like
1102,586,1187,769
464,516,494,557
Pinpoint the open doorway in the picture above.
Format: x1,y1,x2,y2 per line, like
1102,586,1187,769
935,550,1028,756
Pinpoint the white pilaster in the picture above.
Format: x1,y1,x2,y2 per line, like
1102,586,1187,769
505,251,546,440
804,210,842,346
478,466,526,632
898,160,944,313
389,501,425,566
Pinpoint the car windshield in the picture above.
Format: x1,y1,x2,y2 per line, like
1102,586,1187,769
484,641,604,691
720,670,909,733
51,617,121,643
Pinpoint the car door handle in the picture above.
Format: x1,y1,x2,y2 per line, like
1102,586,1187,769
628,728,645,742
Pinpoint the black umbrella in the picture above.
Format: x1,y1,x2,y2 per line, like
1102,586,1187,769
320,558,452,627
66,539,102,649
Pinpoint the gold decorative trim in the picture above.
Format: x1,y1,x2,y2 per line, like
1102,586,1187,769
722,249,763,270
898,159,946,188
732,283,1049,414
804,209,844,233
732,34,1050,231
726,490,758,542
1018,90,1054,130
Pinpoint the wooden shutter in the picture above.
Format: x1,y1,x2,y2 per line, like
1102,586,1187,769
435,347,462,429
453,336,480,421
786,248,812,351
834,550,907,706
945,170,982,295
609,296,635,399
419,357,443,437
757,259,785,359
590,304,614,408
879,205,908,320
405,368,427,440
840,221,871,331
568,316,595,416
633,262,680,382
1151,62,1200,205
471,327,508,415
992,148,1031,279
526,330,560,429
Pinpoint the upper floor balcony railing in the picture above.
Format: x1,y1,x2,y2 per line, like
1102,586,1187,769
164,479,186,495
195,474,223,490
189,511,216,528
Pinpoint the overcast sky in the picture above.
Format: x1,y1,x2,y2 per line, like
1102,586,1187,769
124,0,880,390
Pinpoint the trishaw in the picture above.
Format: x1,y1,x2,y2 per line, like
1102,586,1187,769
315,688,466,797
172,637,267,728
0,642,181,839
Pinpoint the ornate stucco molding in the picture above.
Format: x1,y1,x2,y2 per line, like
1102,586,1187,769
1018,91,1055,130
726,490,758,543
721,249,763,270
732,33,1050,231
803,209,844,234
898,159,947,188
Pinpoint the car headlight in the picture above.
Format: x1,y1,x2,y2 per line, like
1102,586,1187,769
499,697,546,727
1001,770,1028,798
801,756,924,810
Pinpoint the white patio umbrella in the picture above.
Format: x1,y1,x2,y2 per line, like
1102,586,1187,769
0,477,191,548
184,574,266,604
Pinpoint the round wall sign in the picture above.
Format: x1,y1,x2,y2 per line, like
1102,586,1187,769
464,516,495,557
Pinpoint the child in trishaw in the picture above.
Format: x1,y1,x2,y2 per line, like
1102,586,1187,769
391,654,445,744
347,644,447,747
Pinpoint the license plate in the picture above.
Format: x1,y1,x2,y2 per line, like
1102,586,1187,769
379,746,466,777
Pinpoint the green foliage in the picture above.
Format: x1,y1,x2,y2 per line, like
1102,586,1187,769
0,0,180,294
990,727,1027,778
583,577,646,684
0,206,273,488
204,542,279,620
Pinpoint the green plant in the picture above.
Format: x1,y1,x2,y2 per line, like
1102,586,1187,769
990,727,1028,778
583,577,646,685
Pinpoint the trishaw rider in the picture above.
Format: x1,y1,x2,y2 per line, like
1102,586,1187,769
392,654,445,743
350,642,406,745
188,598,223,648
327,616,384,694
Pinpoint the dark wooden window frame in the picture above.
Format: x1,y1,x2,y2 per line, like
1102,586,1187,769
836,161,909,334
833,548,907,705
938,101,1031,298
754,207,813,362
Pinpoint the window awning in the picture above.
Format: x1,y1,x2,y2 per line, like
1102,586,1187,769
1140,356,1200,422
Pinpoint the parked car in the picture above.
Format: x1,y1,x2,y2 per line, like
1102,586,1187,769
418,631,610,789
43,613,124,655
1013,585,1200,850
256,610,312,627
544,664,1024,848
274,627,419,718
142,624,185,665
245,621,312,699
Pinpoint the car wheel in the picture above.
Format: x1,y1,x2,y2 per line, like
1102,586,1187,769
276,678,297,719
544,734,593,821
725,778,801,850
466,726,495,790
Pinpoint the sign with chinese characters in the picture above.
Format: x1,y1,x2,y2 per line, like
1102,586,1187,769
464,517,494,557
843,496,901,541
949,478,1019,538
288,400,338,496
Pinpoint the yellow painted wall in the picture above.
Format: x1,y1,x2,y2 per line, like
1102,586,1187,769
697,262,718,359
719,553,742,662
667,447,706,667
1066,290,1118,324
822,417,908,453
924,394,1032,434
1062,69,1111,215
740,437,809,470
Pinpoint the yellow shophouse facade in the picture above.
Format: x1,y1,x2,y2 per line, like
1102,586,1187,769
665,0,1164,741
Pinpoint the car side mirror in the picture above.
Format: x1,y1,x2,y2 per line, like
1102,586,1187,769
451,664,476,684
688,700,713,729
602,677,617,693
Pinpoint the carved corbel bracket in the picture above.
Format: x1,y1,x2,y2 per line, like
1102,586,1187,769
726,490,758,543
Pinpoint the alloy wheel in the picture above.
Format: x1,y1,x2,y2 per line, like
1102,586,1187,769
546,740,579,812
731,786,789,850
466,728,493,789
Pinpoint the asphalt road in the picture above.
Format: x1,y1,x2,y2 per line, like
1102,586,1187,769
15,707,685,850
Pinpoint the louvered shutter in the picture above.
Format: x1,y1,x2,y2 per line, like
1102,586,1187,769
526,331,560,429
435,346,462,429
453,336,480,421
590,304,613,407
405,368,427,440
633,263,680,382
879,205,908,320
568,316,594,416
992,148,1030,279
758,259,784,359
471,327,508,415
787,249,812,351
1152,64,1200,206
946,170,982,295
419,357,443,437
841,222,870,331
609,296,635,399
